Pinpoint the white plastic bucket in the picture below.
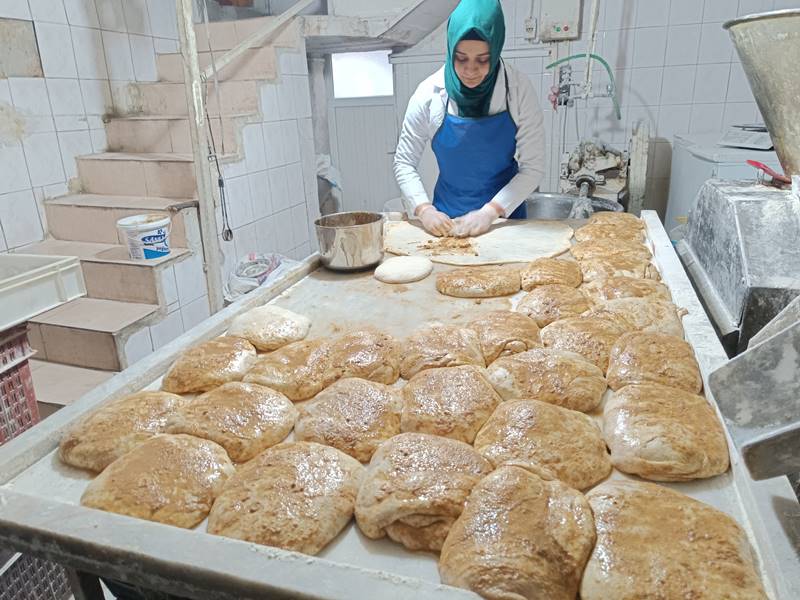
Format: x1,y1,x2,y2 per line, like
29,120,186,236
117,214,172,260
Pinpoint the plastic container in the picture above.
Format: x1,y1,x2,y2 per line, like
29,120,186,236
117,214,172,260
0,254,86,331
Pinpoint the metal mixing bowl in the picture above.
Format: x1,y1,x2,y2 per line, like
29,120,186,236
525,193,623,219
315,211,385,271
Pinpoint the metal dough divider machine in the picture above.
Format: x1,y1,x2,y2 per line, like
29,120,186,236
678,10,800,500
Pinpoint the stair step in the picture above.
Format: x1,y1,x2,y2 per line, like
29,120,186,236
76,152,196,198
45,194,197,247
191,16,301,53
157,46,279,83
29,298,158,371
106,114,250,154
132,81,259,116
24,239,191,305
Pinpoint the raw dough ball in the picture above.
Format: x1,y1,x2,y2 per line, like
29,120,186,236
375,256,433,284
226,305,310,352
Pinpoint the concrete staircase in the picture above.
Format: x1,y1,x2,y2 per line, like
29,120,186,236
25,17,303,372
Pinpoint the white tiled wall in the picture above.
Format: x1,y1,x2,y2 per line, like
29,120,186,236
0,0,178,251
217,41,318,284
392,0,782,218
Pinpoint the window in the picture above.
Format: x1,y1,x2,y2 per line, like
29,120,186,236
332,50,394,98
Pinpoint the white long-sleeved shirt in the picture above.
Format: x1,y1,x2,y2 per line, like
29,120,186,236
394,63,546,217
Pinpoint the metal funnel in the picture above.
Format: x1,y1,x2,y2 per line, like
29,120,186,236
725,10,800,177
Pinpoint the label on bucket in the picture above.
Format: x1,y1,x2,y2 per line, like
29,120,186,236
122,224,171,260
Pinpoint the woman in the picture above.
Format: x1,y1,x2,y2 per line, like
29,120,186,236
394,0,546,238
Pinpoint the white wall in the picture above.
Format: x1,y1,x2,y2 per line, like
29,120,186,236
390,0,793,218
0,0,178,252
217,41,318,283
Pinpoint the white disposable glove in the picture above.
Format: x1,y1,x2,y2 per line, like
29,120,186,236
416,204,453,237
568,197,594,219
452,203,502,238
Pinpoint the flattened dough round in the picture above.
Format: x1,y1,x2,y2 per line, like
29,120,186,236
440,465,596,600
400,322,485,379
80,434,234,528
581,481,767,600
355,432,493,552
606,332,702,393
603,384,729,481
436,265,521,298
582,276,671,302
467,310,541,364
520,258,582,290
162,336,257,394
540,316,631,372
208,442,364,555
295,378,402,462
165,382,297,462
401,365,502,444
516,284,592,327
474,399,612,490
226,305,310,351
374,256,433,284
384,220,574,266
59,391,188,473
486,348,607,412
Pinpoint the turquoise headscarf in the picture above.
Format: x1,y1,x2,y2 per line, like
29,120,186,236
445,0,506,118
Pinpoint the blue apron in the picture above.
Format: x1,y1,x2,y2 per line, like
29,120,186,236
431,66,527,220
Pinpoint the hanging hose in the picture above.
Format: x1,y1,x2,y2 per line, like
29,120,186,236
546,53,622,121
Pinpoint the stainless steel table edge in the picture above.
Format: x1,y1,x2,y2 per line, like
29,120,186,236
643,211,799,600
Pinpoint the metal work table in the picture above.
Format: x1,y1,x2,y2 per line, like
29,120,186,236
0,212,797,599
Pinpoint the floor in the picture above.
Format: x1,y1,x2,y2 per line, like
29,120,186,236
29,359,115,418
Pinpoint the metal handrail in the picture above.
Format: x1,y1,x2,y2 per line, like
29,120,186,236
201,0,316,81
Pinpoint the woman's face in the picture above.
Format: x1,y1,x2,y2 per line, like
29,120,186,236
454,40,491,88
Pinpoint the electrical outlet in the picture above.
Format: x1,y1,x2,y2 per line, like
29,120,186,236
524,17,538,41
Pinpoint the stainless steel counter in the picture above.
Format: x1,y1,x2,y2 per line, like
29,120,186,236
0,212,797,600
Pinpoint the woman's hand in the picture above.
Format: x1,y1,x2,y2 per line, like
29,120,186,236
416,204,453,237
452,203,502,238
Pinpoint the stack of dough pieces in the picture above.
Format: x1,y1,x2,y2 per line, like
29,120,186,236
294,378,402,462
59,391,188,472
81,434,235,528
355,433,493,552
401,365,501,444
165,382,297,463
162,336,257,394
400,323,485,379
485,348,607,412
466,310,541,364
520,258,582,290
581,480,767,599
516,284,592,327
208,442,364,555
439,465,596,600
436,265,521,298
474,399,612,490
603,383,729,481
